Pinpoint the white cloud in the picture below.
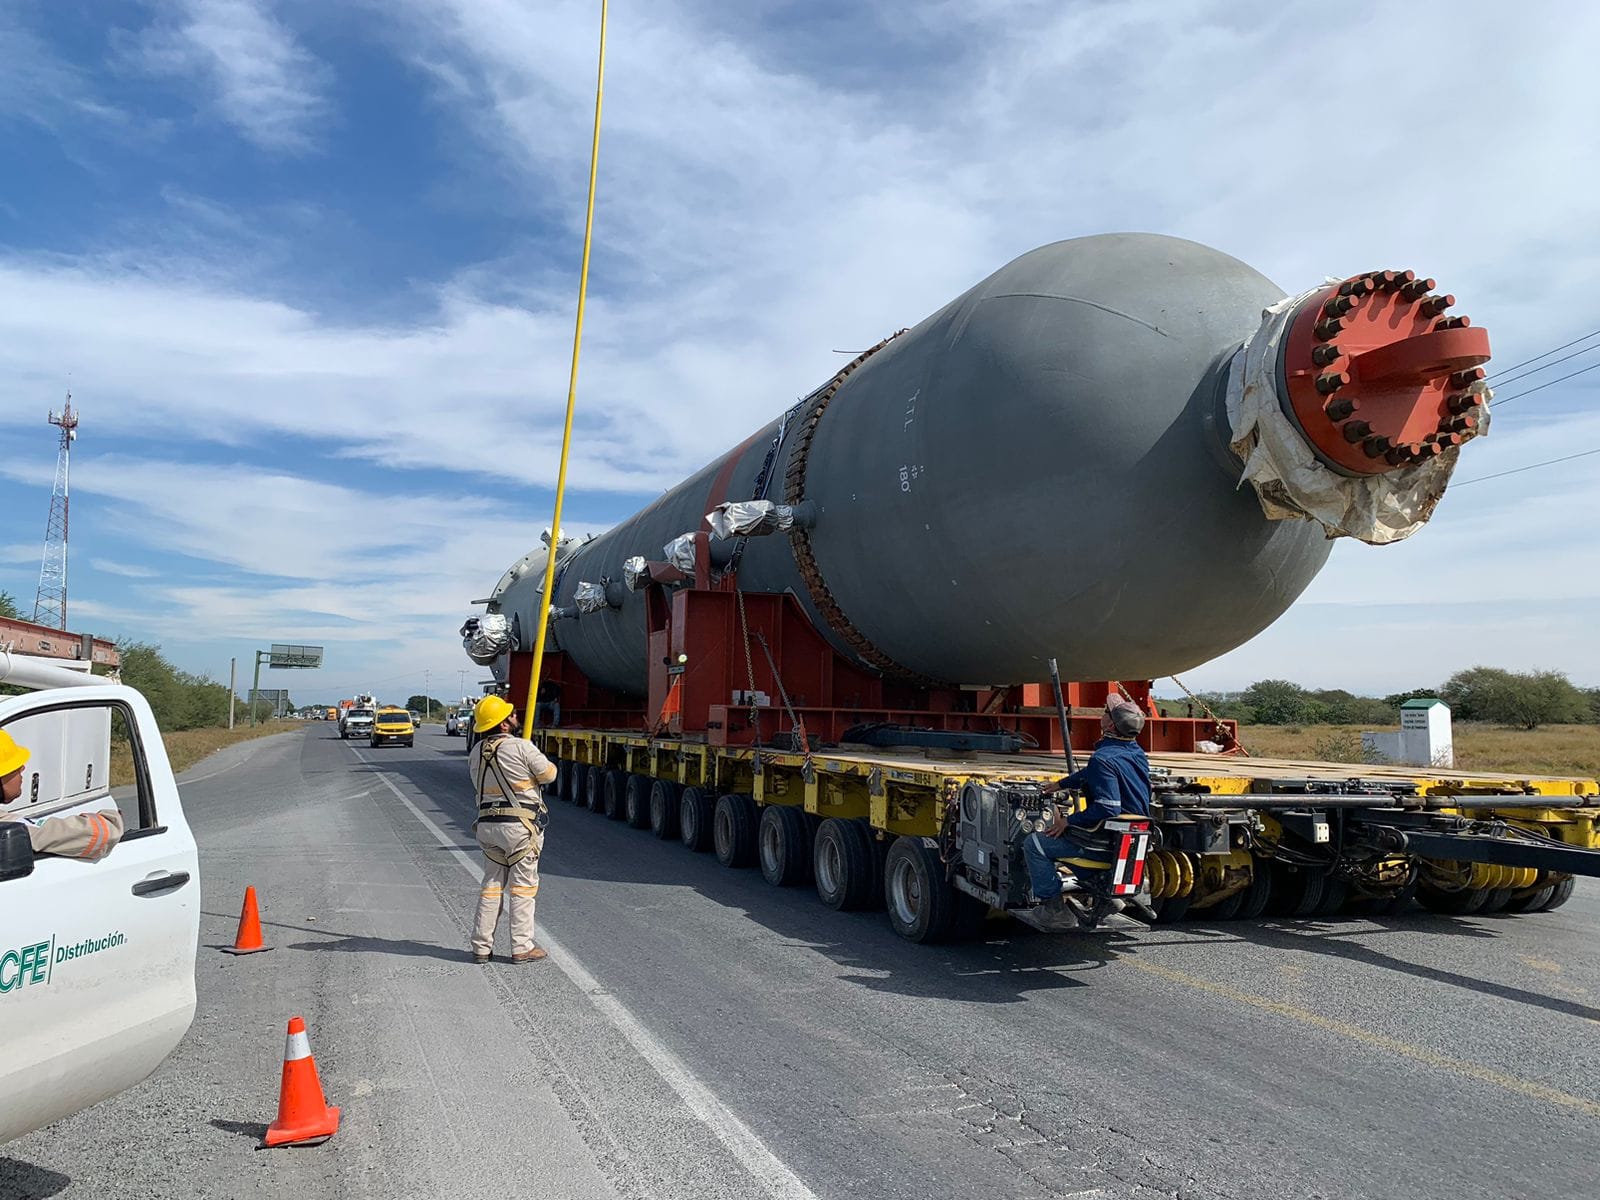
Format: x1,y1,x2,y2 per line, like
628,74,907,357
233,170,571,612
87,558,160,578
127,0,329,151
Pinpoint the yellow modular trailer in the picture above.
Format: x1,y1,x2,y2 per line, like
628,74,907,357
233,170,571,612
536,729,1600,943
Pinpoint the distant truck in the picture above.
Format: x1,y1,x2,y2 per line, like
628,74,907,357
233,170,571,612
340,707,375,740
0,652,199,1143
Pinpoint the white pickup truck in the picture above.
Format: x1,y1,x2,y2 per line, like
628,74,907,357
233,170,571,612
0,652,199,1144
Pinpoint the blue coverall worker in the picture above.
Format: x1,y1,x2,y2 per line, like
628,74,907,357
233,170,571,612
1024,696,1152,902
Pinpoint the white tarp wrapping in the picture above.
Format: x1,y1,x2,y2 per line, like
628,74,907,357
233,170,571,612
461,612,513,665
574,582,610,614
706,500,797,539
622,556,649,592
664,533,699,575
1224,286,1490,545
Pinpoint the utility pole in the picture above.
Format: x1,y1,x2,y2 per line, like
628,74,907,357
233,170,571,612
33,394,78,629
228,657,237,729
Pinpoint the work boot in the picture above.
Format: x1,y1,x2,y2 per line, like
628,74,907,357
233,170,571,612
471,950,491,964
511,947,548,963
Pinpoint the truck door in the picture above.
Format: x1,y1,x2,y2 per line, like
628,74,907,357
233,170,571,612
0,685,199,1144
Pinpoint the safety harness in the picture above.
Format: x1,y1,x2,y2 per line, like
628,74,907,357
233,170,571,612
474,735,549,867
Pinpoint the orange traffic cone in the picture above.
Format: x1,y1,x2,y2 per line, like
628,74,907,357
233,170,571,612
262,1016,341,1147
222,886,272,955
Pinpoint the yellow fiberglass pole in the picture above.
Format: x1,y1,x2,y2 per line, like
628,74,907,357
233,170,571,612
522,0,607,740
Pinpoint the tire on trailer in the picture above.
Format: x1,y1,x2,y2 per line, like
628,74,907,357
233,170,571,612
814,817,877,911
679,786,715,852
1503,883,1551,913
883,836,957,944
1266,864,1326,918
1539,877,1576,911
567,762,588,805
1152,895,1191,923
1311,876,1348,918
625,774,653,829
713,793,759,867
586,766,607,813
1236,863,1273,920
1199,890,1246,921
603,769,629,821
1417,882,1490,915
649,779,682,840
758,804,813,887
1480,888,1516,914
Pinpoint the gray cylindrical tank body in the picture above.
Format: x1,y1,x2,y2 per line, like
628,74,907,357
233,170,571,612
543,233,1333,696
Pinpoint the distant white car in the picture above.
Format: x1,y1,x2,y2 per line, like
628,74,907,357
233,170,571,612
0,654,199,1144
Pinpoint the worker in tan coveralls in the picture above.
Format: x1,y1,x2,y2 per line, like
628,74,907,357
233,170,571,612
466,696,557,963
0,731,124,859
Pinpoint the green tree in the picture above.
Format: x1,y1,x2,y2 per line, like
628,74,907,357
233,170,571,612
0,590,20,620
1586,687,1600,724
1440,666,1590,729
117,641,236,731
404,694,445,716
1384,687,1439,708
1241,679,1311,725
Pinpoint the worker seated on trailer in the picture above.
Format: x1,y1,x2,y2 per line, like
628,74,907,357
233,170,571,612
1024,697,1150,903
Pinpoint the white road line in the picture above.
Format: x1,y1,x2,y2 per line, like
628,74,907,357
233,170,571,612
352,749,820,1200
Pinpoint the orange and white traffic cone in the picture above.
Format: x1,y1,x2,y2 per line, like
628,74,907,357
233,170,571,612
222,886,272,955
262,1016,341,1148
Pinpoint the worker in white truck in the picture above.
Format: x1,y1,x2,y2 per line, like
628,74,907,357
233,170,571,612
466,696,557,964
0,731,124,860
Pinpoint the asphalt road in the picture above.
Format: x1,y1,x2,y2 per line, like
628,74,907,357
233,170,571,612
5,725,1598,1200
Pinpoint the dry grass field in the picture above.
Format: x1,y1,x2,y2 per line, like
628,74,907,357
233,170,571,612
1238,722,1600,779
111,721,299,787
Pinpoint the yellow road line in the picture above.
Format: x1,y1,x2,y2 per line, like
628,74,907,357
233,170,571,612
1125,959,1600,1120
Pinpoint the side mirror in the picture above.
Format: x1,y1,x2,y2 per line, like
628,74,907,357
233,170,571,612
0,822,35,882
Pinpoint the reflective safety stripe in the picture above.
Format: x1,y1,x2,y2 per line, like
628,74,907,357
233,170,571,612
509,885,539,896
284,1029,312,1062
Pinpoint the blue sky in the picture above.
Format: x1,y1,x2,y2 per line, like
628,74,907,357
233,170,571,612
2,0,1598,705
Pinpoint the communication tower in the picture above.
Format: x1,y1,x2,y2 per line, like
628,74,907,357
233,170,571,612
33,394,78,630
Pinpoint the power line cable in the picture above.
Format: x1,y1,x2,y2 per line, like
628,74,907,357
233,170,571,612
1492,358,1600,407
1487,326,1600,380
1487,340,1600,391
1452,446,1600,486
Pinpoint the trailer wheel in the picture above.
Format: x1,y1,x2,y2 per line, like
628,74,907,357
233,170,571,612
1480,888,1516,914
679,787,714,852
1502,884,1550,913
1236,864,1273,920
883,836,956,944
625,774,653,829
586,766,606,813
603,770,629,821
1201,890,1246,921
566,762,586,805
649,779,682,840
814,818,875,910
714,794,759,867
1417,882,1489,915
1152,895,1191,923
1311,876,1348,918
758,805,812,887
1539,877,1575,911
1265,864,1326,918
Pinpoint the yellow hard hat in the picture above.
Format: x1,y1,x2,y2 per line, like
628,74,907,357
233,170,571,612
474,695,516,734
0,731,30,778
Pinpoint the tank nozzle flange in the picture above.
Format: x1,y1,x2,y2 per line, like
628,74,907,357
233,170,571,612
1281,267,1491,475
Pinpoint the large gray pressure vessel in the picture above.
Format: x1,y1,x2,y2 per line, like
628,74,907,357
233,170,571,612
519,234,1432,696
